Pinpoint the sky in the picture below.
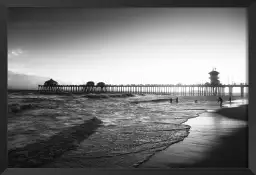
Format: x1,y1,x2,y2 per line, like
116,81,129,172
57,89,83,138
8,8,247,86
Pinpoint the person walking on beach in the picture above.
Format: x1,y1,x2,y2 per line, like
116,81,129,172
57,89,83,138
176,97,179,103
170,98,173,103
218,97,223,107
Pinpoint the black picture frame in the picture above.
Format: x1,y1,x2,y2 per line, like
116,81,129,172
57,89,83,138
1,1,256,175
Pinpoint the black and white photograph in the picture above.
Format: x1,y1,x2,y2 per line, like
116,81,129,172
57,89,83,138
7,7,248,168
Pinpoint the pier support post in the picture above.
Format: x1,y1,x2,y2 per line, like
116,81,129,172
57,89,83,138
241,86,244,97
229,87,233,97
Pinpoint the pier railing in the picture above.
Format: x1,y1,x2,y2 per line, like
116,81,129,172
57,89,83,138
38,84,249,97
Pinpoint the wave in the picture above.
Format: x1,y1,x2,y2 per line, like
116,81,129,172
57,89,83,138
8,103,38,113
84,93,135,99
130,98,171,104
8,117,102,168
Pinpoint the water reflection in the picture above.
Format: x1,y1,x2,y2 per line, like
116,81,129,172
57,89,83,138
222,99,248,108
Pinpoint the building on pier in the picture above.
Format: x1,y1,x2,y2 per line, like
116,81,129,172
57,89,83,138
44,79,58,86
40,79,59,93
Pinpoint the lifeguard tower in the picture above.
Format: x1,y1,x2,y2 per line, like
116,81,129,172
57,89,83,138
209,68,220,86
208,68,220,96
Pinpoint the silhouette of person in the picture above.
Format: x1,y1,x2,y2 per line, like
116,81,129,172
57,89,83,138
218,97,223,107
170,98,172,103
229,96,232,103
176,97,179,103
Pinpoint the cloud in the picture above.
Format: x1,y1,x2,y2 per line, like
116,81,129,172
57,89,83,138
8,48,25,58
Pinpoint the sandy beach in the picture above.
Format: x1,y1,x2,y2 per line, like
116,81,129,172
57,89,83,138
139,104,248,168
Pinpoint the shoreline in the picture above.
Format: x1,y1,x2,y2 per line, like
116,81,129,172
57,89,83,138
139,105,248,168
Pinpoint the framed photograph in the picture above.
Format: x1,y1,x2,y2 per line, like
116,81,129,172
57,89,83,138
1,1,256,175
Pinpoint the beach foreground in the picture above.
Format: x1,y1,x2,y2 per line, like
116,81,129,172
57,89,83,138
140,105,248,168
8,91,248,168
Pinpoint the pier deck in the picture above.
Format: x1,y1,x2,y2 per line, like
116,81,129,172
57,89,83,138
38,84,248,97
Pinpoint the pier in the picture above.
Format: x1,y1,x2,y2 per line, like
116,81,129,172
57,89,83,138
38,69,248,97
38,84,248,97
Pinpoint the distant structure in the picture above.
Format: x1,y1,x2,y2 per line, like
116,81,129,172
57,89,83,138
209,68,220,85
38,71,248,97
83,81,95,92
44,79,58,86
96,82,107,92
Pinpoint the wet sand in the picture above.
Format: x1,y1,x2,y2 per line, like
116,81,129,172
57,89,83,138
216,104,248,121
140,105,248,168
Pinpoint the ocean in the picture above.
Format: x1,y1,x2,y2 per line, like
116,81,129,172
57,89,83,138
7,91,248,168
